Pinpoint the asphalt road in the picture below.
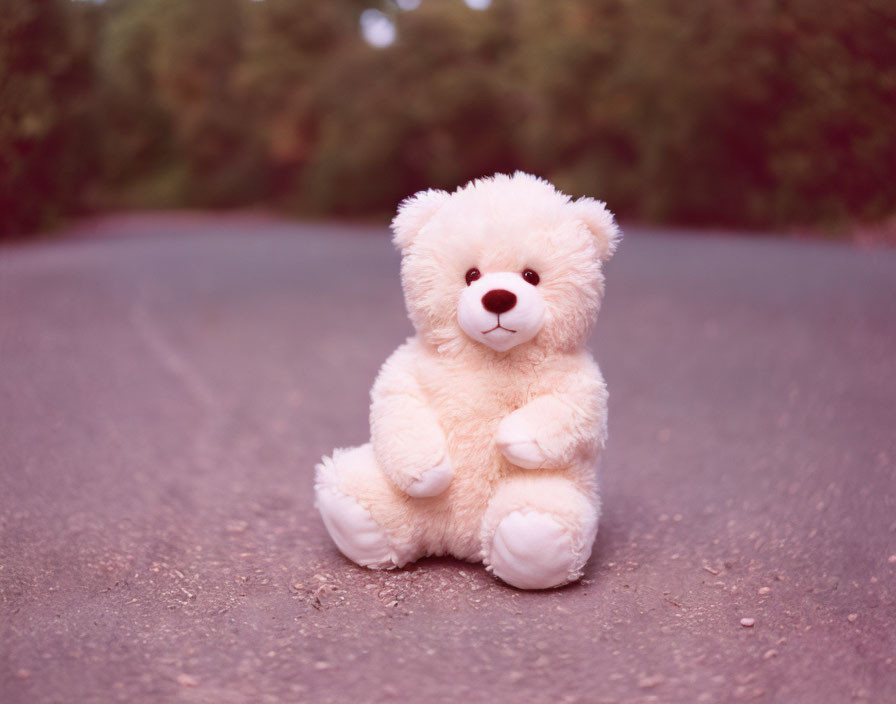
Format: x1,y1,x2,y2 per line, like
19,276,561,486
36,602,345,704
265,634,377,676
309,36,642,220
1,214,895,704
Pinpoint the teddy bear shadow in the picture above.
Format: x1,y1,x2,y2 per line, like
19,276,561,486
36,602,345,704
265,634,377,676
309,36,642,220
326,513,620,594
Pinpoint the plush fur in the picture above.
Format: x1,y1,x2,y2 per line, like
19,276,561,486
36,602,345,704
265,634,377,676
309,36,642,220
315,172,619,589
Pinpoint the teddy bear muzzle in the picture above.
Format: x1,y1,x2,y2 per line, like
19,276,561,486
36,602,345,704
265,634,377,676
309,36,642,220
457,271,546,352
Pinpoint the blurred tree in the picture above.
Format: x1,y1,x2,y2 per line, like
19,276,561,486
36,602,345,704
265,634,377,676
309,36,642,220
0,0,99,237
300,0,521,213
100,0,264,207
98,0,176,200
3,0,894,235
506,1,637,210
767,0,896,223
237,0,362,206
149,0,263,206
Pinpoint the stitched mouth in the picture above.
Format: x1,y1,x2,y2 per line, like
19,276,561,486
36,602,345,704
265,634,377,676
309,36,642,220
482,316,517,335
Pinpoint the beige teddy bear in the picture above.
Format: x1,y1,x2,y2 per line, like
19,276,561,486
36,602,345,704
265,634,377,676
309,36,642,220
315,172,619,589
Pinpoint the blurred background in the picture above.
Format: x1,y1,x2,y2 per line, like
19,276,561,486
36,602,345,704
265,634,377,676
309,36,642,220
1,0,895,238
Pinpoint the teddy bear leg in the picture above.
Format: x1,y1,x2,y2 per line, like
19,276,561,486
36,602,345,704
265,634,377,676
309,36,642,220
480,475,599,590
315,444,421,570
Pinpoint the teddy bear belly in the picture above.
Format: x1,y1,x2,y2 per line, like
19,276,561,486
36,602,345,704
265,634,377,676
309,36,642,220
414,395,594,559
428,433,586,561
418,461,497,558
420,453,595,562
442,407,509,478
398,408,506,559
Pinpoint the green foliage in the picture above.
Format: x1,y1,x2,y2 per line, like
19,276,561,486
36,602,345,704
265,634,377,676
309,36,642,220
0,0,99,236
1,0,894,236
99,0,264,206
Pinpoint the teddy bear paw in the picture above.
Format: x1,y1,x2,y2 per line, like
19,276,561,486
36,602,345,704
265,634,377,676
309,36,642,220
496,413,549,469
315,486,399,569
486,510,581,590
406,454,453,498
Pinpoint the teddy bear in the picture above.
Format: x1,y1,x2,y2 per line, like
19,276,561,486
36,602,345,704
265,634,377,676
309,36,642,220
314,172,619,589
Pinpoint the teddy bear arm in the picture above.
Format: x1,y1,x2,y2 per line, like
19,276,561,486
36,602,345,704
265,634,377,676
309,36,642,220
370,359,452,497
496,392,606,470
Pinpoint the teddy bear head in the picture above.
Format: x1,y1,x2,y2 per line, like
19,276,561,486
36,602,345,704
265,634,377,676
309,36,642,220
391,172,620,356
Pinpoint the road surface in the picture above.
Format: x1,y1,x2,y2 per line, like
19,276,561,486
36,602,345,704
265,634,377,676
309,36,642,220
1,214,895,703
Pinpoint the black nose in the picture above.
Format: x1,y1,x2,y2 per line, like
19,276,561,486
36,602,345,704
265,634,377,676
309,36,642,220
481,289,517,314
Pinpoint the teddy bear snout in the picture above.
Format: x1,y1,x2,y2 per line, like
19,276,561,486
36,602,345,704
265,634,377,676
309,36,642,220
481,289,517,314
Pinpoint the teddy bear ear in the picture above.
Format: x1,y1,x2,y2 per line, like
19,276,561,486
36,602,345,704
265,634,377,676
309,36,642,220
571,196,621,262
391,189,450,251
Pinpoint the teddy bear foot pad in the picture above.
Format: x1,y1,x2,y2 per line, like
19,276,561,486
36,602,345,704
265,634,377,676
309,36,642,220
486,510,582,590
315,485,400,569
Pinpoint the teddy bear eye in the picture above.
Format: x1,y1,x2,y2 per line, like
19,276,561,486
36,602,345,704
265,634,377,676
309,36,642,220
465,268,481,286
522,269,540,286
